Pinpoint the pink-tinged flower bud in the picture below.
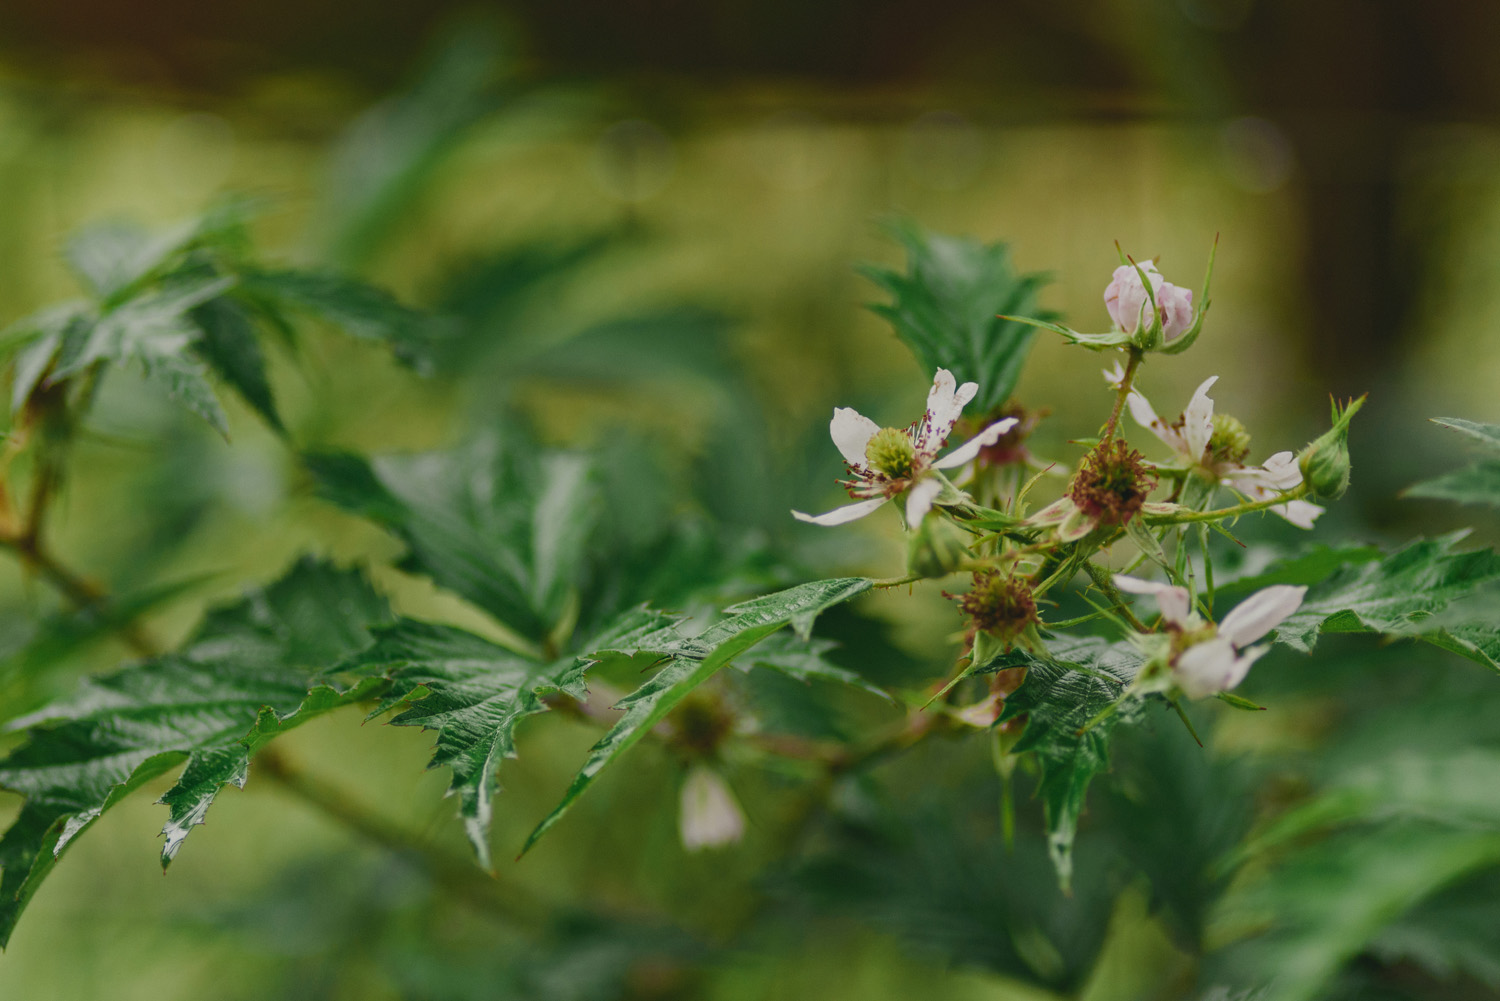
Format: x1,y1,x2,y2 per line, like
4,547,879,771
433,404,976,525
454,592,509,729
1103,263,1162,333
1156,283,1195,341
1103,260,1195,342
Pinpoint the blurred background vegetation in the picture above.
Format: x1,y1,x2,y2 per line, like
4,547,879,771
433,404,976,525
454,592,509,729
2,1,1500,999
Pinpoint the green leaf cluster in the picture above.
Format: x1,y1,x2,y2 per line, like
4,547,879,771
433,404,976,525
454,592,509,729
860,220,1053,415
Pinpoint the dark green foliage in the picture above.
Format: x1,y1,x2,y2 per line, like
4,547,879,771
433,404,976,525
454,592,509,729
333,607,684,865
1273,534,1500,670
860,221,1054,414
306,433,600,646
984,634,1143,889
0,559,393,946
522,577,874,853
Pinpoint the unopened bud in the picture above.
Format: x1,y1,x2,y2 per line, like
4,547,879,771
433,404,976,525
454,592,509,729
1297,395,1365,500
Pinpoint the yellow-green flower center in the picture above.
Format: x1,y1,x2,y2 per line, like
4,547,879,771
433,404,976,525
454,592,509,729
865,427,916,479
1208,413,1251,464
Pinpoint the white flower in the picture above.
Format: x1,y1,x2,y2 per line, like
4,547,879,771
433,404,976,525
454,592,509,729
1103,261,1195,341
792,368,1017,528
1125,376,1324,530
1114,575,1306,699
679,766,745,851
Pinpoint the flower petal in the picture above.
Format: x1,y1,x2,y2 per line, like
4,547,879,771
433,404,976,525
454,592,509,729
1174,637,1248,699
905,477,943,526
1027,497,1076,526
679,766,745,851
1127,388,1187,455
830,407,881,468
1114,574,1193,627
1182,376,1218,461
932,417,1019,469
919,368,977,453
1103,360,1127,389
792,496,888,526
1271,499,1324,530
1218,585,1307,647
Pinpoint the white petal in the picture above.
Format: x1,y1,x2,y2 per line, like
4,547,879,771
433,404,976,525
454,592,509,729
1218,585,1307,647
830,407,881,468
1114,574,1192,627
933,417,1019,469
905,477,943,526
1173,637,1242,699
1182,376,1218,461
1127,389,1187,455
679,767,745,851
1057,507,1096,542
1028,497,1075,526
1259,451,1304,490
1103,360,1126,389
792,496,888,526
920,368,972,452
1271,500,1324,530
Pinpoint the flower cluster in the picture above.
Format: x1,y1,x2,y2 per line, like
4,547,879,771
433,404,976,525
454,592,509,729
793,246,1355,712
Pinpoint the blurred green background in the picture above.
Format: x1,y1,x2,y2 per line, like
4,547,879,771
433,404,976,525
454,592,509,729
2,2,1500,999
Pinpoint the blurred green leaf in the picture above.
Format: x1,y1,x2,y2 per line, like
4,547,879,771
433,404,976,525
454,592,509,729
1216,824,1500,1001
522,577,872,853
318,20,509,268
190,296,284,433
64,218,201,303
744,631,892,703
0,558,392,947
333,605,682,865
240,269,438,372
306,433,600,645
1403,417,1500,508
985,635,1142,890
860,220,1054,415
3,302,91,413
1367,870,1500,991
1211,544,1384,600
1426,417,1500,452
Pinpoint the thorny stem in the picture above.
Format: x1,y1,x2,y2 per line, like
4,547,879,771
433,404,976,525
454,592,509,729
1082,560,1147,632
256,747,550,929
1145,485,1310,526
1101,349,1142,445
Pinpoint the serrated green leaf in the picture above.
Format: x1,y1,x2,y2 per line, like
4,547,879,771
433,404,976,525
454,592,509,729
0,558,392,946
862,220,1053,415
744,631,893,702
306,434,600,645
241,268,437,372
1404,460,1500,508
333,605,683,866
190,296,284,433
1273,535,1500,664
986,635,1143,890
1212,544,1383,601
522,577,872,854
1429,416,1500,452
138,346,230,438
